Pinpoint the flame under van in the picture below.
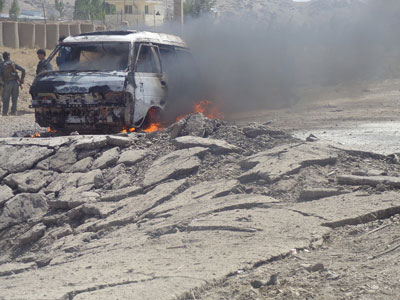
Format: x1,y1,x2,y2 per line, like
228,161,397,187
30,30,197,133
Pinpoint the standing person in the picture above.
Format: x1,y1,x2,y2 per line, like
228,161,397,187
0,52,25,116
36,49,53,75
0,55,3,113
56,36,71,70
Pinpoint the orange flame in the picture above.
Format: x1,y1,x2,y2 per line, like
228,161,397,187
121,126,136,133
47,127,57,133
30,132,41,138
194,100,224,119
142,123,162,133
176,100,224,122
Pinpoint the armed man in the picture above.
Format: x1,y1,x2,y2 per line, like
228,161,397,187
0,55,3,112
0,52,25,116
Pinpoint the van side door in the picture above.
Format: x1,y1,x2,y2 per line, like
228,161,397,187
133,43,167,123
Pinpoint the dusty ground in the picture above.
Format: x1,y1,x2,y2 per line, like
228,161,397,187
1,46,400,299
192,215,400,300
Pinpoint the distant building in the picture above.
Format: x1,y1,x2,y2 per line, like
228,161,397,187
0,10,45,21
104,0,166,27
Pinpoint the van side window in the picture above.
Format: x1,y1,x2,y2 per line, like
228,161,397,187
159,46,176,73
136,45,160,73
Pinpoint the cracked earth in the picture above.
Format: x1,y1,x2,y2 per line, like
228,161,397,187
1,78,400,299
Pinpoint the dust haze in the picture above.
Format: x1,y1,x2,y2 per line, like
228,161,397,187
141,1,400,115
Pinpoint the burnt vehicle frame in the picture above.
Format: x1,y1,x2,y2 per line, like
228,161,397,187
30,30,195,133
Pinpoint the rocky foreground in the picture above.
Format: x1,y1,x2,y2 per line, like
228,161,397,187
0,113,400,299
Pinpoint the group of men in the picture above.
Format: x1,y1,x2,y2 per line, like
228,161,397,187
0,36,65,116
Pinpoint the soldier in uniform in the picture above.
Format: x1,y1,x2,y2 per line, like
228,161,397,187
56,36,71,70
0,55,3,113
0,52,25,116
36,49,53,75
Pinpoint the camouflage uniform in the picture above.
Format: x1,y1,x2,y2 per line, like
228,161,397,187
0,59,25,116
0,57,3,113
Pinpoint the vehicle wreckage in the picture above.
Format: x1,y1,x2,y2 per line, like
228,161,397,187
30,30,198,133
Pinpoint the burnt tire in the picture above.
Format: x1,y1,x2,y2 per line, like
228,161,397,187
142,107,161,129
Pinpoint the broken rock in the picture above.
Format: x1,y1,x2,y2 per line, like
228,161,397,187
173,136,241,154
337,174,400,188
243,123,285,138
101,185,143,202
117,149,147,166
239,143,337,183
17,223,46,246
74,136,108,151
106,135,131,147
36,146,77,172
92,147,120,170
4,170,55,193
48,190,99,209
143,147,208,186
180,113,216,137
0,193,48,230
298,188,348,202
0,145,54,173
67,157,93,173
0,185,14,208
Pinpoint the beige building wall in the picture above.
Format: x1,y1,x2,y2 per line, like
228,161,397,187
105,0,166,26
105,14,164,27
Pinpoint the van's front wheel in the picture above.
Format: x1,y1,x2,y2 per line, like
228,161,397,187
142,107,161,131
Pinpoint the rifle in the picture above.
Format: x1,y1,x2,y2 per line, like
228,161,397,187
11,62,23,90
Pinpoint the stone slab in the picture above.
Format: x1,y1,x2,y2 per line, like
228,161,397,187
67,157,93,173
143,147,208,186
85,180,186,232
0,193,48,231
101,186,143,202
337,174,400,188
92,147,119,170
239,143,338,183
173,136,241,154
117,149,147,166
291,191,400,227
4,170,55,193
0,207,328,300
0,185,14,207
0,145,54,173
74,136,108,151
48,191,100,209
106,136,131,147
36,146,77,172
146,179,239,217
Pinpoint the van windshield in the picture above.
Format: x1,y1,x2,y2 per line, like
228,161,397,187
50,42,130,72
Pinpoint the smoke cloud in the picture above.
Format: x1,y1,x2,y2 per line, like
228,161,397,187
136,1,400,115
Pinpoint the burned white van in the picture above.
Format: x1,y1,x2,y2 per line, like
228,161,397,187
30,30,198,133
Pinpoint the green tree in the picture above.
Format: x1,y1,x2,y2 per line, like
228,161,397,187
0,0,5,13
55,0,65,17
103,1,115,15
9,0,20,20
90,0,105,20
184,0,215,18
73,0,106,20
74,0,90,19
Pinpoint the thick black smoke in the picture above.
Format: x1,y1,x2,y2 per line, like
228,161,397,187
135,1,400,115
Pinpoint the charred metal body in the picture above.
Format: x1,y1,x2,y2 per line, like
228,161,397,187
30,30,191,133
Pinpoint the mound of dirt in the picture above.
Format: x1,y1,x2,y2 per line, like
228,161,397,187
0,113,399,299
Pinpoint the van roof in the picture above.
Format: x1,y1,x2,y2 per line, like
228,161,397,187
64,30,187,48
